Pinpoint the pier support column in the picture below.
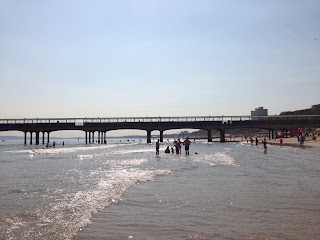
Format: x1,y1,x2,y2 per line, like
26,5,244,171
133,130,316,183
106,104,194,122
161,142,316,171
24,132,27,145
92,132,95,143
36,132,40,145
85,132,88,144
98,132,100,143
102,132,105,144
30,132,33,145
104,131,107,144
219,129,226,143
207,130,212,142
42,132,45,144
47,132,50,143
89,132,91,144
285,130,288,138
160,131,164,142
147,130,151,144
272,130,274,139
268,130,271,140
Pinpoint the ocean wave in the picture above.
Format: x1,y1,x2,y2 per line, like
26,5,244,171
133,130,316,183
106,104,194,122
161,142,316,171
5,149,34,154
6,144,118,156
2,168,171,240
75,149,153,160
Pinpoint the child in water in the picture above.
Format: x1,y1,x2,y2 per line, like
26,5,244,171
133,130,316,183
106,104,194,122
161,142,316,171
165,146,170,153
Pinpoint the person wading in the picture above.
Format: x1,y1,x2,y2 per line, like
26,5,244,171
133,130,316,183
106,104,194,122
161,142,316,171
183,137,191,155
156,139,160,155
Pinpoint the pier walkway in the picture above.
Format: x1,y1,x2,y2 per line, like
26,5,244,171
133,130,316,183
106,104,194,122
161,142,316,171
1,115,320,144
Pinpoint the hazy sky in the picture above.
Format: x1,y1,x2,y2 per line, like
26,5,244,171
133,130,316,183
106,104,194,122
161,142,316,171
1,0,320,120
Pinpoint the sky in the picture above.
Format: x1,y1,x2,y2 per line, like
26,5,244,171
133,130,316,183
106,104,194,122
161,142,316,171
0,0,320,136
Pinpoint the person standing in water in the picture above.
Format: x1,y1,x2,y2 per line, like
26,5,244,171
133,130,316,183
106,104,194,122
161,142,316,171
156,139,160,155
263,138,267,153
183,137,191,155
177,139,182,154
174,140,179,154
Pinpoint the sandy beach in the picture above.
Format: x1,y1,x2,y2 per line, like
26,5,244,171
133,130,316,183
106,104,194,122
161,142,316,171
232,135,320,148
267,136,320,148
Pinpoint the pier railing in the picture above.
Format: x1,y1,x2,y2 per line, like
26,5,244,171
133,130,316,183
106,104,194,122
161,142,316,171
1,115,320,125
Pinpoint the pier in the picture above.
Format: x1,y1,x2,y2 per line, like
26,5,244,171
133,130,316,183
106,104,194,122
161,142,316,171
1,115,320,144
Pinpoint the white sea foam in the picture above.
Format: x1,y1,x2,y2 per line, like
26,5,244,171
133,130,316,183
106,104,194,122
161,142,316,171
75,149,153,159
77,154,95,159
194,152,236,166
111,148,154,155
107,158,148,166
52,168,171,239
76,152,110,159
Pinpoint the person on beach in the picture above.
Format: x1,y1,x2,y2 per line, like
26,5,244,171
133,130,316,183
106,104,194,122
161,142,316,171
156,139,160,155
171,146,174,154
255,137,258,146
183,137,191,155
280,138,283,146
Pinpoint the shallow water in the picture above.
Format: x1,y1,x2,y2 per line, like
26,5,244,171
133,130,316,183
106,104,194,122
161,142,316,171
0,139,319,239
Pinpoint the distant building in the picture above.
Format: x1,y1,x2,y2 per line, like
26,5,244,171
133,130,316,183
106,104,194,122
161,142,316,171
251,107,268,116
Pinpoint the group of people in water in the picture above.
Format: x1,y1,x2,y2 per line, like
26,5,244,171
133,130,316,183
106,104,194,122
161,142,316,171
245,135,268,152
156,137,191,155
45,141,65,148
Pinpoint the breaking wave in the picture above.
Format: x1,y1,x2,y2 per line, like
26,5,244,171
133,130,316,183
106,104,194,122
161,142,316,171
2,168,171,240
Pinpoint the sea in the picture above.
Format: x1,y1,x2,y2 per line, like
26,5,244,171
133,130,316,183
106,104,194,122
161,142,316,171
0,137,319,240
